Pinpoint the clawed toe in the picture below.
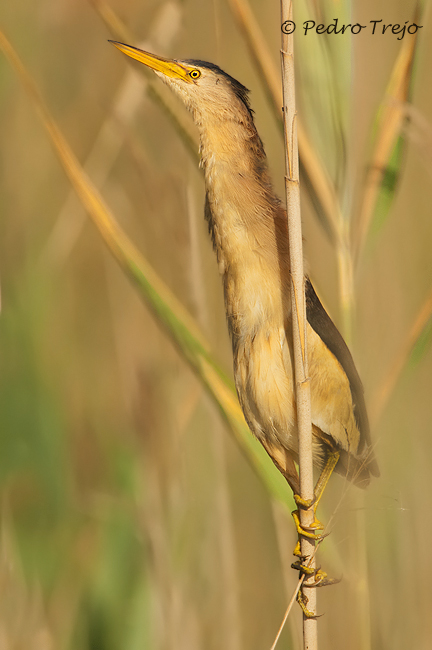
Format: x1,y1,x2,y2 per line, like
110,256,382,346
291,560,316,575
291,510,325,540
296,590,323,619
314,574,341,588
293,493,317,510
289,450,342,617
291,562,339,587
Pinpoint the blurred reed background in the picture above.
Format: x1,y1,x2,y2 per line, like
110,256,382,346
0,0,431,648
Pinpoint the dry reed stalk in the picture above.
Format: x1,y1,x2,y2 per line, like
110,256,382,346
0,26,296,513
270,575,305,650
280,0,317,646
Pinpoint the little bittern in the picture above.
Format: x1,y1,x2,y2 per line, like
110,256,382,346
111,41,379,562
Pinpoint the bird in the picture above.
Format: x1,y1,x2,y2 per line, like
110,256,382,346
110,40,379,570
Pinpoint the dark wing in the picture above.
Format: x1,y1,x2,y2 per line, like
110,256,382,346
305,278,379,477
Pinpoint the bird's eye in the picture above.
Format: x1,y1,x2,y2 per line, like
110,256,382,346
189,69,201,79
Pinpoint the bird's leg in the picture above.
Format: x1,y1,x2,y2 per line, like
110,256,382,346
291,449,340,538
282,447,340,596
308,448,340,512
296,569,341,619
297,589,315,619
291,449,340,585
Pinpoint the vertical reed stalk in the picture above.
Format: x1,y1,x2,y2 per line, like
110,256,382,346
280,1,317,646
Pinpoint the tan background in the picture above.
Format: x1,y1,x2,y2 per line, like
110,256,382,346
0,0,430,648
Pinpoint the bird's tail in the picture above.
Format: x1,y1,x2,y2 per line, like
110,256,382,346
335,446,380,488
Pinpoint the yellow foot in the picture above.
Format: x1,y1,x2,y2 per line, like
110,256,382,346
297,589,316,619
314,573,341,588
312,569,329,585
291,560,315,575
291,510,325,540
292,542,341,587
293,493,316,510
292,560,341,587
296,571,341,617
293,540,302,557
291,562,329,581
293,493,324,531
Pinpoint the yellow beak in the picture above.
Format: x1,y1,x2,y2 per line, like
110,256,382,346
109,41,192,82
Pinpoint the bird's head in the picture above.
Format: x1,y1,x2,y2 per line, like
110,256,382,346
110,41,252,125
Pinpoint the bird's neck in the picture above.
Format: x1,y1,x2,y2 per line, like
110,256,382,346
197,117,291,335
198,117,277,213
